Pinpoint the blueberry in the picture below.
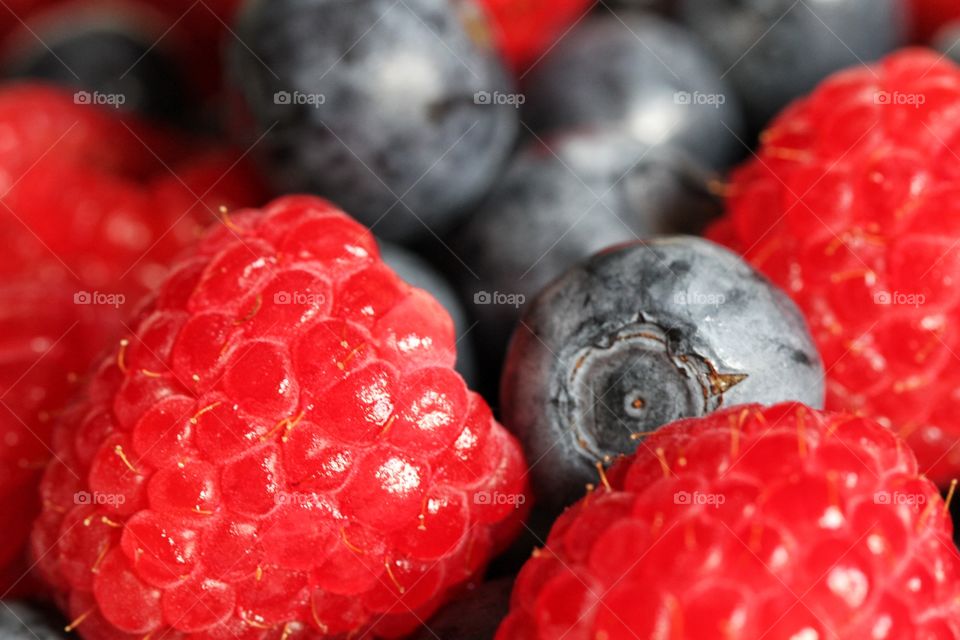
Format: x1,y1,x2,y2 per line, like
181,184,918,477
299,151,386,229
452,131,722,395
410,578,513,640
501,237,824,512
230,0,518,242
1,602,65,639
3,9,189,124
678,0,906,130
379,241,478,387
521,11,745,170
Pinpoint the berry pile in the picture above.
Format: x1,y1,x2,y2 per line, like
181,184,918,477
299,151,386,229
1,1,960,639
31,196,528,637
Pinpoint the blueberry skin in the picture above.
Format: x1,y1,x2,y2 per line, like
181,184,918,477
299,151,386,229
379,241,478,388
4,15,189,124
0,602,65,639
410,578,513,640
679,0,906,130
230,0,518,242
453,132,722,393
521,12,745,170
502,237,825,512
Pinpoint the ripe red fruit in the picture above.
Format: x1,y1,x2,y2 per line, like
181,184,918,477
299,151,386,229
476,0,592,72
707,50,960,486
32,195,529,638
0,84,264,596
499,403,960,639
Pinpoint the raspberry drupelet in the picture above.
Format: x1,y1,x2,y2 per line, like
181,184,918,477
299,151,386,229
499,403,960,639
708,50,960,485
31,195,529,639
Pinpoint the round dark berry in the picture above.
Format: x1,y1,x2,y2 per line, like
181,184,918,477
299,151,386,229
678,0,906,130
501,237,825,512
521,11,745,170
3,8,190,124
453,131,722,391
380,241,478,388
230,0,518,241
411,578,513,640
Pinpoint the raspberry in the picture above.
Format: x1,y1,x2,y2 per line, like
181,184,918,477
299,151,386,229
476,0,592,72
707,50,960,485
0,85,264,287
0,84,264,595
499,403,960,639
32,195,529,638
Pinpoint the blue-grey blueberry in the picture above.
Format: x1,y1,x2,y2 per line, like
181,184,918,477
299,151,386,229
521,11,745,170
678,0,906,129
501,237,825,512
229,0,518,241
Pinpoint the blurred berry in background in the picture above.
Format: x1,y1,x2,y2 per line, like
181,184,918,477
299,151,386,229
1,4,190,124
679,0,907,131
522,10,745,170
229,0,518,242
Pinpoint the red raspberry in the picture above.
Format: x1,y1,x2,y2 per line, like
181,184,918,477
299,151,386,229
32,195,529,638
476,0,592,72
707,50,960,486
499,403,960,639
0,84,264,595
